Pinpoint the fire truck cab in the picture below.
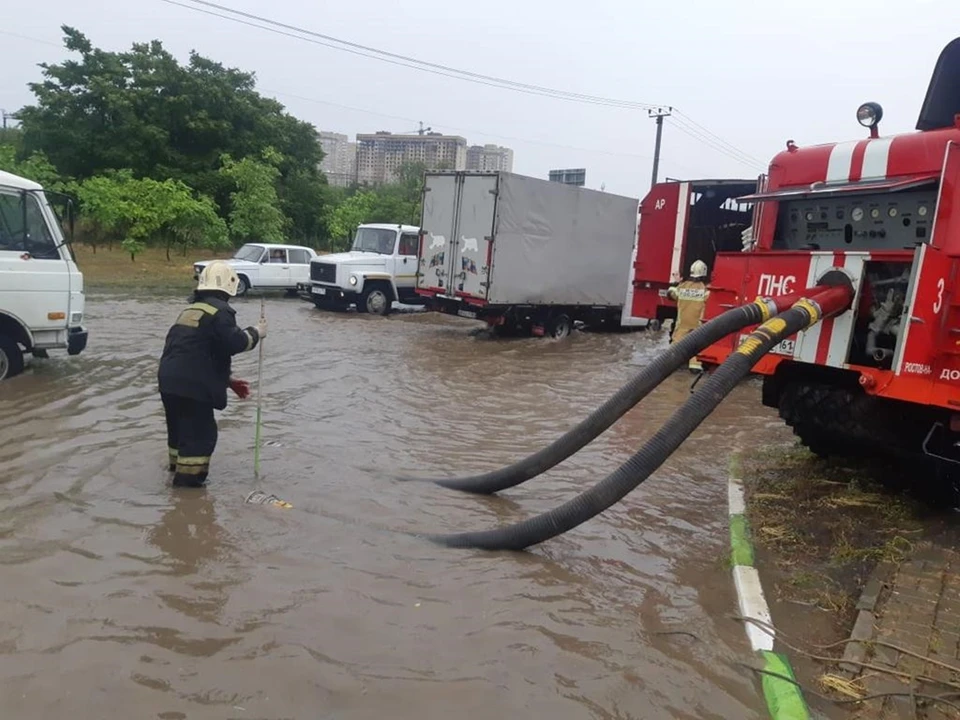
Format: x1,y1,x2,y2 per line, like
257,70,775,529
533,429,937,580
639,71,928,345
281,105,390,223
621,179,756,330
698,36,960,474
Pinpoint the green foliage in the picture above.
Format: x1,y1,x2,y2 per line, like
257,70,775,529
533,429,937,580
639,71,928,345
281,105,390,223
0,143,68,192
75,171,230,260
16,25,324,241
219,149,286,244
7,27,430,258
323,191,376,250
321,162,424,250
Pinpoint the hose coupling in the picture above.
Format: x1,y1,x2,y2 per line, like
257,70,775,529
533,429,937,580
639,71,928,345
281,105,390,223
753,296,779,322
791,297,823,328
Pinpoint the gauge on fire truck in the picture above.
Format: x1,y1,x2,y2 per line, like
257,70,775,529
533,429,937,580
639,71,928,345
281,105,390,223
852,207,864,222
857,102,884,127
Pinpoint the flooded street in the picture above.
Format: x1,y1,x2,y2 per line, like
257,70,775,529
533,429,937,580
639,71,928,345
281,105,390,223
0,293,784,719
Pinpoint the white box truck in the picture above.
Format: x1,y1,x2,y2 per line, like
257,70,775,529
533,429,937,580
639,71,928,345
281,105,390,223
415,171,639,338
0,170,88,380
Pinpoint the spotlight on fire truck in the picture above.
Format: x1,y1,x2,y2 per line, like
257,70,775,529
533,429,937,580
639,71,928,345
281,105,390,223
857,102,884,137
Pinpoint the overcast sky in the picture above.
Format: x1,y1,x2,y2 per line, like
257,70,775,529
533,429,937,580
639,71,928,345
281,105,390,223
3,0,958,197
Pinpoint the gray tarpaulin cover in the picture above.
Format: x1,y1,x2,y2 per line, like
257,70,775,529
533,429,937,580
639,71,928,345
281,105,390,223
488,173,639,306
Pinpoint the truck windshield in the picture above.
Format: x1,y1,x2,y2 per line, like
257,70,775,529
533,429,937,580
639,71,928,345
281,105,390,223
352,228,396,254
234,244,265,262
0,190,59,259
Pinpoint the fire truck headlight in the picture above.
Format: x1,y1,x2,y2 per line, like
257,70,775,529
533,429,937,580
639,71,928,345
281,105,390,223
857,102,884,128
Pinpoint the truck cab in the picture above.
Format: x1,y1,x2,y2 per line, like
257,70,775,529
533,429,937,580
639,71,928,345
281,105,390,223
0,170,88,380
305,223,422,315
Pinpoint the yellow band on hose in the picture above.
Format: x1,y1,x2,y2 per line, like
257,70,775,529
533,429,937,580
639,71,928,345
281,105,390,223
736,338,763,356
760,317,788,336
792,298,821,328
753,298,772,322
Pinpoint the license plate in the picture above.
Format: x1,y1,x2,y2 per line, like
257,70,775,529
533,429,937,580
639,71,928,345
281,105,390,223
312,287,326,295
738,334,796,356
457,309,477,319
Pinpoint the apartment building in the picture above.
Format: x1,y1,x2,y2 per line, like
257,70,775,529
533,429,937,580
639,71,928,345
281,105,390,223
319,131,357,187
466,144,514,172
355,131,467,185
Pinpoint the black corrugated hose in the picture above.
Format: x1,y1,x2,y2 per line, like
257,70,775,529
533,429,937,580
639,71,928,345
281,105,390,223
427,295,840,551
399,299,778,495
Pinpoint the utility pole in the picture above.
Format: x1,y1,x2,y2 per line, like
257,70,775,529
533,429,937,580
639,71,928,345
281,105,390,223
648,106,672,189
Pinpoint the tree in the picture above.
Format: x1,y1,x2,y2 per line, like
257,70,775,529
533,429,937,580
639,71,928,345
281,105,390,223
166,193,229,259
15,26,325,240
75,171,229,260
0,143,68,192
323,191,375,251
219,149,287,244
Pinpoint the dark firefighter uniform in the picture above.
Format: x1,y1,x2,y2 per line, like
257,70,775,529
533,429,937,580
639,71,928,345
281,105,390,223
158,296,261,487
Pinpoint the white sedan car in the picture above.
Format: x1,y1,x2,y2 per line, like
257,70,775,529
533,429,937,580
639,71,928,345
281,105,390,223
193,243,318,296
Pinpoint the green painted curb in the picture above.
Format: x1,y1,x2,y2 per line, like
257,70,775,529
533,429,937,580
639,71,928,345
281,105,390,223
760,651,810,720
730,513,755,567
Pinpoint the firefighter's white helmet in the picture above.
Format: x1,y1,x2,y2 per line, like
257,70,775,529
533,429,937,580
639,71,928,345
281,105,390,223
690,260,708,279
197,260,240,297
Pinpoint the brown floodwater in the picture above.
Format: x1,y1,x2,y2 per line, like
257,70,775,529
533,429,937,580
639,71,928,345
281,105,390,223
0,292,786,719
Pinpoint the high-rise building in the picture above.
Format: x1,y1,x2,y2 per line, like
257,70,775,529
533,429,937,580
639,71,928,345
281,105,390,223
355,132,467,185
466,144,514,173
549,168,587,187
319,131,357,187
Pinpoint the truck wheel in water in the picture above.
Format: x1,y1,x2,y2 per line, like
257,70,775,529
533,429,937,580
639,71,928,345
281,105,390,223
0,334,24,381
362,285,392,316
547,314,572,340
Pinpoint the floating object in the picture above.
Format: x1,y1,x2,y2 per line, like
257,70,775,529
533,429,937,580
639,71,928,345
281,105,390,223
245,490,292,509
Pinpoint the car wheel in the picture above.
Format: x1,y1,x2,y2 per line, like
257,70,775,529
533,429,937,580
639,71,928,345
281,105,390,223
0,334,25,381
362,286,392,316
236,276,249,296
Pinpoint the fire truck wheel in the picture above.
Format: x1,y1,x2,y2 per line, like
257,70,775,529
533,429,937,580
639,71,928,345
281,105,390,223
0,334,25,381
648,319,661,332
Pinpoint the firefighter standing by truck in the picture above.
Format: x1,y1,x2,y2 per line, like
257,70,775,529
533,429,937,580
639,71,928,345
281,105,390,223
158,260,267,488
667,260,710,372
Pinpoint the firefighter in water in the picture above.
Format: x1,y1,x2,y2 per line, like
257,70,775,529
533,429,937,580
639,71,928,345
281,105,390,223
158,260,267,488
667,259,710,372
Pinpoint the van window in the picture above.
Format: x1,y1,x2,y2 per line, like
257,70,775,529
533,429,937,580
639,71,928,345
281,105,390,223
399,233,419,256
0,191,58,259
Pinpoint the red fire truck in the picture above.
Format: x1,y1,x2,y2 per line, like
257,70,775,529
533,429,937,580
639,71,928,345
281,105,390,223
696,36,960,471
621,178,757,331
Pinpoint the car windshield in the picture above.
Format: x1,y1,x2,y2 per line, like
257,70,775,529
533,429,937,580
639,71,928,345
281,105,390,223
0,189,59,259
234,244,264,262
351,228,396,255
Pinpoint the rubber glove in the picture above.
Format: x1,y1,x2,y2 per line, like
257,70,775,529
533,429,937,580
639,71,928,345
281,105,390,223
229,378,251,399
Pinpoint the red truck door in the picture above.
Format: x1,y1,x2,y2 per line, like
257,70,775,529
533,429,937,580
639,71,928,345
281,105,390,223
625,182,691,322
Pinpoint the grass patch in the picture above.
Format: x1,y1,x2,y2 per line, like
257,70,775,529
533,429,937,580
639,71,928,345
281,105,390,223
72,245,234,291
741,442,923,619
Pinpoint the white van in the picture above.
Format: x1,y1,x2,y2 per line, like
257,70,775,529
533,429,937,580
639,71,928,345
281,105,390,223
0,170,87,381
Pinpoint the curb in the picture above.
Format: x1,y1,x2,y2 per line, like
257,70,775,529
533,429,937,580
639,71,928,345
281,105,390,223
728,451,811,720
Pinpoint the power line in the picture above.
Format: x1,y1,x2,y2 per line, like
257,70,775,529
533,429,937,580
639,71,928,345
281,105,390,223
165,0,668,111
1,23,704,177
159,0,764,168
262,86,692,170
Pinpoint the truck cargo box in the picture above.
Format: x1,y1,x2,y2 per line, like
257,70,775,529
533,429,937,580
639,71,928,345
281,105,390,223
416,171,639,308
